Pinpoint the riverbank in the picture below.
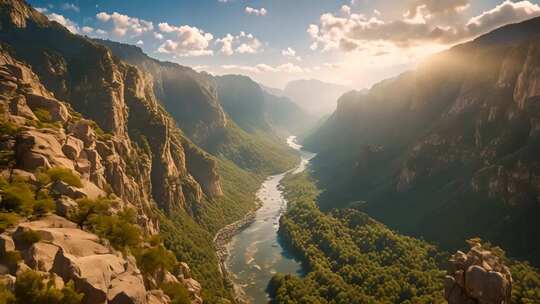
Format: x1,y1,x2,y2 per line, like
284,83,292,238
213,200,262,304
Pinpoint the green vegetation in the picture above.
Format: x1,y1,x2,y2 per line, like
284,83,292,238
159,154,264,303
136,244,177,275
41,167,82,188
0,167,82,218
208,123,299,176
161,282,191,304
271,172,445,303
270,172,540,304
70,198,141,251
6,270,83,304
0,212,19,233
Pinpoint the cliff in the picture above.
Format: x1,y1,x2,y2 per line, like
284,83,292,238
0,0,223,213
0,39,203,303
304,16,540,265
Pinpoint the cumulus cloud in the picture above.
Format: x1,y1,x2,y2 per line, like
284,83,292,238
61,3,80,13
157,23,214,56
281,47,302,61
96,12,154,37
245,6,267,16
216,31,262,55
308,0,540,52
153,32,164,40
46,13,79,33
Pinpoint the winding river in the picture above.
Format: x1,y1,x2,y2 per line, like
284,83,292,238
226,136,315,303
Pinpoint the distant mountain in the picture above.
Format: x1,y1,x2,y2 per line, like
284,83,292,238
283,79,351,116
215,75,316,136
304,16,540,266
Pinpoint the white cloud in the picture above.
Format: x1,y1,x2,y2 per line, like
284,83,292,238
153,32,164,40
35,7,48,13
341,5,352,16
61,3,80,13
245,6,267,16
157,23,214,57
216,31,263,55
81,26,94,34
96,12,154,37
281,47,302,61
46,13,79,33
308,0,540,52
136,40,144,45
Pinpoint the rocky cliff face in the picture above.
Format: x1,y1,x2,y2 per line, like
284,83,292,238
0,39,203,303
304,16,540,265
0,0,222,213
95,39,227,147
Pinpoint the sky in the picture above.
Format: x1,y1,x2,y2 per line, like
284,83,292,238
27,0,540,89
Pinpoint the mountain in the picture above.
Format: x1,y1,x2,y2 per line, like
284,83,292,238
0,0,273,302
304,16,540,266
283,79,351,116
215,74,315,136
97,41,299,175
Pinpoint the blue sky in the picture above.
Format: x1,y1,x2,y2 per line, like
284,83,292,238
27,0,540,88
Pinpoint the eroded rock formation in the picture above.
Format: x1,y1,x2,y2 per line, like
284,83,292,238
445,245,512,304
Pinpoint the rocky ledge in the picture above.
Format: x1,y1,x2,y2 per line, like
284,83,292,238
445,243,512,304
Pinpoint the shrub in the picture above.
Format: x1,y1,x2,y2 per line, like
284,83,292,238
0,120,19,136
90,211,141,251
137,245,177,275
0,212,19,232
0,182,35,214
33,108,53,123
13,270,83,304
17,230,41,247
45,168,82,188
160,282,191,304
32,199,55,216
0,284,15,304
70,198,111,228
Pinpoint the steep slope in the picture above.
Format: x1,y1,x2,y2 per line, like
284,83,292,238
0,41,203,303
0,1,255,302
97,41,299,175
95,39,227,146
283,79,350,116
304,16,540,266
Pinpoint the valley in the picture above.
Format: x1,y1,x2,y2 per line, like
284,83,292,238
1,1,540,304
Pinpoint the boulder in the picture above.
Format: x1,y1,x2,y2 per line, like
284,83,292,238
62,136,84,160
445,244,512,304
108,272,147,304
146,290,171,304
0,234,15,256
25,93,69,123
24,242,58,272
69,120,96,149
51,180,86,199
55,196,78,217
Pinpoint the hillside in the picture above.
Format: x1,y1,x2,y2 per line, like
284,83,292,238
304,16,540,266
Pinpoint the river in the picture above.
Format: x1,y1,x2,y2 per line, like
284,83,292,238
225,136,315,303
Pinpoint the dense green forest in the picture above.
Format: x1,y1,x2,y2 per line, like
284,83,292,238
270,172,540,304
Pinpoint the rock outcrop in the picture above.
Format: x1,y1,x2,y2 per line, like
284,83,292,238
0,0,222,215
445,245,512,304
0,214,207,304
